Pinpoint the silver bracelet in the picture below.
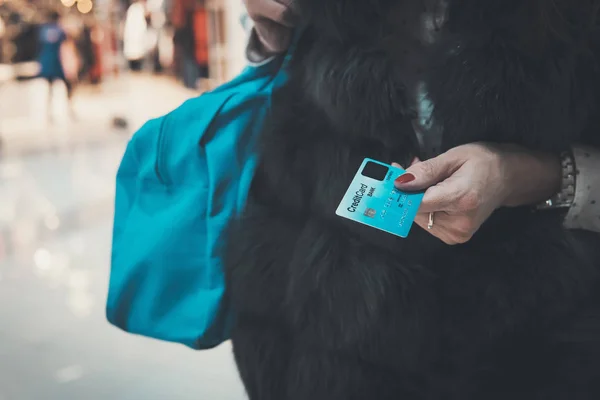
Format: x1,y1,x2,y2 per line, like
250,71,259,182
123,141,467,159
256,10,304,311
536,150,576,210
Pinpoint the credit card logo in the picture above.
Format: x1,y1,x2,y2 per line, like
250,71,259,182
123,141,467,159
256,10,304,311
347,183,369,213
364,208,377,218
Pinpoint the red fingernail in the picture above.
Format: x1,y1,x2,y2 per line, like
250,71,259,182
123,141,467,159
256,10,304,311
395,173,415,184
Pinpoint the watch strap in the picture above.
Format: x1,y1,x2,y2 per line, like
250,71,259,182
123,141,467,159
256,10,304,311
536,150,576,210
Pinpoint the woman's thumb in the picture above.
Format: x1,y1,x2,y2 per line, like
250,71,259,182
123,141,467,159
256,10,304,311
394,155,453,191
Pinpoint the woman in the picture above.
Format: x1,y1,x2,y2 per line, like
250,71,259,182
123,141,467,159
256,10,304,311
244,0,600,242
226,1,600,398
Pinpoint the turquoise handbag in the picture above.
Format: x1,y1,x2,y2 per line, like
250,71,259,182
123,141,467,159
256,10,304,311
106,53,291,350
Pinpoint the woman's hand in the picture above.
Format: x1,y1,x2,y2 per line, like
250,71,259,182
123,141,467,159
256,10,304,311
244,0,296,53
393,143,562,245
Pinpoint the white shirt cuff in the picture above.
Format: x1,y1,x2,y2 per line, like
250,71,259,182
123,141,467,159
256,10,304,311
563,145,600,232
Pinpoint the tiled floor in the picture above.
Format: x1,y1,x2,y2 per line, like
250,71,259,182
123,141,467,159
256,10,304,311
0,75,246,400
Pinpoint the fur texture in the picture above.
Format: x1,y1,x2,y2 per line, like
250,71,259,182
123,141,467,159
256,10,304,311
225,1,600,398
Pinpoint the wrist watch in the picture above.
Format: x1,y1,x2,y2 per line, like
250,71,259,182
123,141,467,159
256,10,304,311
536,150,576,210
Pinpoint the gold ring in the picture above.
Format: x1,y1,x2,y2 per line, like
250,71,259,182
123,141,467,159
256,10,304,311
428,212,434,230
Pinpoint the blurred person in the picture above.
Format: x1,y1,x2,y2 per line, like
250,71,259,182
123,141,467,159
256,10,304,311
192,2,209,82
172,15,196,87
37,11,77,121
77,18,96,82
123,0,148,71
157,23,174,72
61,32,80,86
172,0,198,89
12,16,40,68
75,17,104,85
89,21,105,84
171,0,209,89
145,0,166,73
0,15,5,64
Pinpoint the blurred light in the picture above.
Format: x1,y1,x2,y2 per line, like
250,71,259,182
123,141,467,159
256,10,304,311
44,214,60,230
68,236,86,256
68,270,89,290
34,248,52,271
55,365,84,383
67,291,94,318
42,203,58,217
46,252,70,288
77,0,93,14
13,221,37,247
61,0,76,6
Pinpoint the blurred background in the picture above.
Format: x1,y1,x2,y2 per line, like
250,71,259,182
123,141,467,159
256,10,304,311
0,0,249,398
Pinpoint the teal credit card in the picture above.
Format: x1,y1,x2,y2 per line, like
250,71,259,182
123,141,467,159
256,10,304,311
336,158,424,238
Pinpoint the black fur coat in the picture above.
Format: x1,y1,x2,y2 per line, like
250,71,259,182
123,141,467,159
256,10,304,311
225,1,600,398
